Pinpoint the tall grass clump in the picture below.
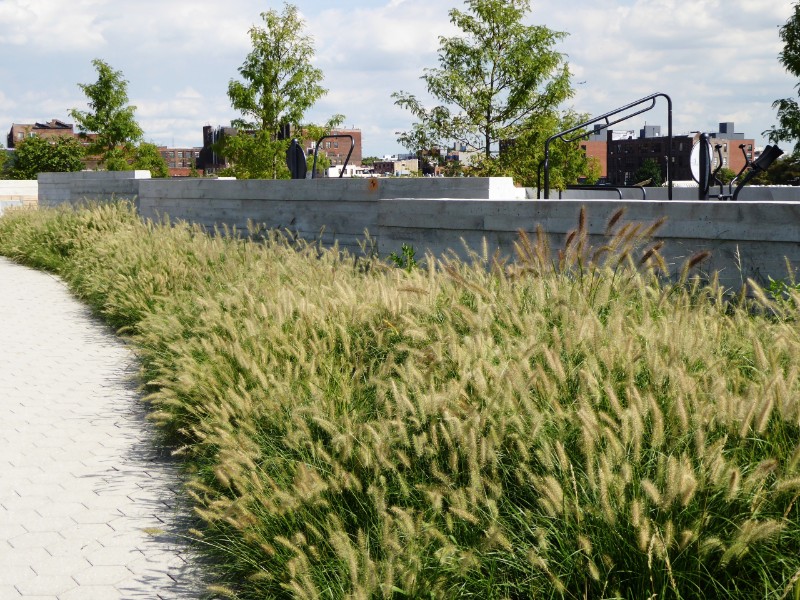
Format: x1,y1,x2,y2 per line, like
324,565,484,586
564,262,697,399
1,202,799,599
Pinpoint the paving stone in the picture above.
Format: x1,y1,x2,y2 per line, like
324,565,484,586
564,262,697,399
0,585,21,597
0,566,35,586
29,554,92,576
60,585,124,600
72,565,133,586
8,532,63,550
0,259,207,599
14,574,77,596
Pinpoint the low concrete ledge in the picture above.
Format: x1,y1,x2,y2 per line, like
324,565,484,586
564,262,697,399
377,199,800,290
137,177,525,254
38,171,150,208
0,180,38,206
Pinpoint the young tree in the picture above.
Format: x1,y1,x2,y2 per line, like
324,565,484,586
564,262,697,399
132,143,169,178
765,2,800,152
495,110,599,188
393,0,572,163
226,3,333,178
69,59,143,167
632,157,663,186
0,143,8,178
6,136,85,180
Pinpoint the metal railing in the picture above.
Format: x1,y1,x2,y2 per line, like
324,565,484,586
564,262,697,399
542,92,673,200
312,134,355,179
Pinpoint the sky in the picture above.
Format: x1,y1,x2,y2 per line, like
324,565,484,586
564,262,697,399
0,0,796,157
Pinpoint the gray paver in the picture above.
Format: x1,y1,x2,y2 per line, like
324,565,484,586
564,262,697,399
0,258,210,599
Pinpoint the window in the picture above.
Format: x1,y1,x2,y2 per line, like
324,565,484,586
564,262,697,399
334,142,339,148
169,151,174,158
178,151,183,158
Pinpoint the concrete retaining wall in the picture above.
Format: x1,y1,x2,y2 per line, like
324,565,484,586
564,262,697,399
378,199,800,289
15,172,800,290
38,171,150,208
138,177,525,254
550,186,800,202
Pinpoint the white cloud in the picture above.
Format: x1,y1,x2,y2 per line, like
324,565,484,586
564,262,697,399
0,0,797,155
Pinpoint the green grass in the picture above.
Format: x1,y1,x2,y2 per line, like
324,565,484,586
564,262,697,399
1,201,799,599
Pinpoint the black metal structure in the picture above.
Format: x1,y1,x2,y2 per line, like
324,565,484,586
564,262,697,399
697,133,712,200
731,144,784,200
286,138,307,180
311,134,355,179
542,92,673,200
557,185,648,200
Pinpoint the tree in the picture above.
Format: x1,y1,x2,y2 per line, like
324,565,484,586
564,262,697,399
765,2,800,152
225,3,332,178
69,59,143,167
393,0,572,163
0,143,8,178
714,166,737,185
755,154,800,185
6,135,85,180
493,110,600,188
131,143,169,178
632,158,663,186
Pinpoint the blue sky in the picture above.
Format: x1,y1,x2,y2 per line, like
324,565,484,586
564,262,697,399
0,0,795,156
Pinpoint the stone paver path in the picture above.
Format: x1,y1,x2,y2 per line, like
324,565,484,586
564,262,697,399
0,257,209,599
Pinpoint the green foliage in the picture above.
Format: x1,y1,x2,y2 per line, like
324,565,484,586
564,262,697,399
218,131,291,180
3,204,800,599
388,243,418,271
714,166,738,185
131,142,169,178
393,0,572,161
0,144,9,178
766,2,800,151
69,59,144,166
756,153,800,185
492,110,600,188
633,157,663,186
6,135,85,180
360,156,379,166
225,3,334,179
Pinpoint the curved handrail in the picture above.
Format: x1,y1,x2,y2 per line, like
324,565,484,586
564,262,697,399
542,93,673,200
561,185,647,200
311,134,355,179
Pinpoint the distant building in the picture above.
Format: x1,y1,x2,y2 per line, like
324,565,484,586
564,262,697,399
373,158,420,176
7,120,75,148
158,146,201,177
304,129,362,167
709,122,754,175
197,125,364,176
196,126,237,175
604,122,755,186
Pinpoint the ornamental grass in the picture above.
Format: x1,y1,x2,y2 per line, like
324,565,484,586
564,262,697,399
1,201,799,599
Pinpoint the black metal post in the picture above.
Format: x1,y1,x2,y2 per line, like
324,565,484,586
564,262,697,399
698,133,710,200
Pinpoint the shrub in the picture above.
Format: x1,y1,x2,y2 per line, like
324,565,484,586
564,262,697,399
1,202,799,599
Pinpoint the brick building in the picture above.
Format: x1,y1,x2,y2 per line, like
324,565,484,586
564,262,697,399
305,129,362,167
196,126,363,176
6,120,75,148
604,123,755,186
159,146,201,177
579,139,608,179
